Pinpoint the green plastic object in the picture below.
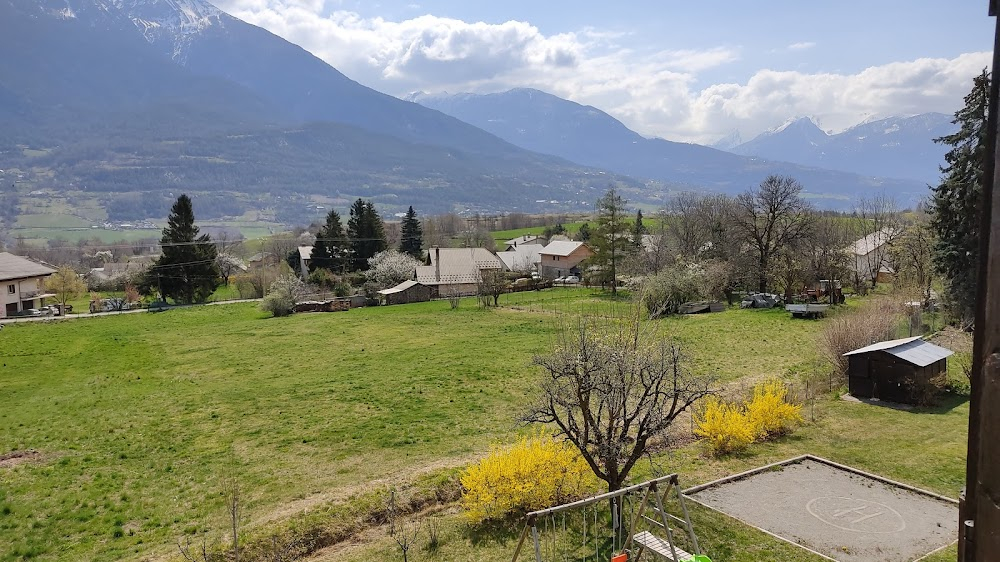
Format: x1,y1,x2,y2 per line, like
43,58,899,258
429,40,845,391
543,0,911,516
693,556,713,562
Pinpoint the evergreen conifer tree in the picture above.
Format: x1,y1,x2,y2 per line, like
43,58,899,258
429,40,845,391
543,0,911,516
930,70,989,322
310,209,347,273
592,187,631,295
399,206,424,259
347,199,388,271
632,209,646,247
143,194,221,304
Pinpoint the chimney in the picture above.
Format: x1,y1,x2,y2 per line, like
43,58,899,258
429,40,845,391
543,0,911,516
435,247,441,282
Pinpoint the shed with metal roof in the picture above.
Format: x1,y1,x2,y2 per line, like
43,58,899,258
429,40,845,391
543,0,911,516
843,337,954,404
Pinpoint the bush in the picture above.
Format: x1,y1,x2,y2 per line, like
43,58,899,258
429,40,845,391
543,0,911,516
694,397,755,456
260,275,305,317
460,432,597,523
696,379,803,456
744,379,803,439
639,262,728,318
820,298,904,380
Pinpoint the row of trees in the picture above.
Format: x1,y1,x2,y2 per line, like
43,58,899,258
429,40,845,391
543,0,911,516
309,201,424,276
585,177,935,310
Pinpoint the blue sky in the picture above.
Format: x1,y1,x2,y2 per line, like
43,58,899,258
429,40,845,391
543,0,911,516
215,0,994,143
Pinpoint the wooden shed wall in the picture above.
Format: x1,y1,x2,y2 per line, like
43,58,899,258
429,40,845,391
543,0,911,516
847,350,947,405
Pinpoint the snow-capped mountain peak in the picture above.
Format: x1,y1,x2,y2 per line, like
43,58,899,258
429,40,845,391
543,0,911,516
763,116,825,136
38,0,226,62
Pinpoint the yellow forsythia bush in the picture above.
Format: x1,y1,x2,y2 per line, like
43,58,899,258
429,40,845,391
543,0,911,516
695,379,803,456
694,397,755,455
745,378,803,439
460,432,598,523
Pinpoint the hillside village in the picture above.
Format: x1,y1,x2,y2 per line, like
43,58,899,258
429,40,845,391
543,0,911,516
0,169,983,562
2,1,999,562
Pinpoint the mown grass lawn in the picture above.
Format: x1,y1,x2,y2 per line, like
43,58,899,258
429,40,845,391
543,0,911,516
0,290,967,561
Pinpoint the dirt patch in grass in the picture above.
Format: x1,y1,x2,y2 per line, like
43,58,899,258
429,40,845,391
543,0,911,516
0,449,41,468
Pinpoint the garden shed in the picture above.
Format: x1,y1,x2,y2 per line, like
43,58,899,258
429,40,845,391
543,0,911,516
377,280,432,305
843,337,954,404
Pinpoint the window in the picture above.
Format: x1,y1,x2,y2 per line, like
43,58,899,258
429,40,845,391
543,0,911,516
6,284,14,295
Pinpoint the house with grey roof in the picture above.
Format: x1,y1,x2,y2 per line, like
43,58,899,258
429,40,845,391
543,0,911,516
496,244,544,274
415,247,503,297
847,227,899,285
504,234,546,251
0,253,58,317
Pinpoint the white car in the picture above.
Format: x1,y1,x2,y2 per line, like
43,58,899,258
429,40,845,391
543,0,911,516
554,276,566,283
565,275,580,284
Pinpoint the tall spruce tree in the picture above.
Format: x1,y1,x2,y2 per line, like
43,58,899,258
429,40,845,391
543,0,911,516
347,199,388,271
399,206,423,259
592,187,631,295
310,209,347,273
930,70,989,323
632,209,646,247
144,194,221,304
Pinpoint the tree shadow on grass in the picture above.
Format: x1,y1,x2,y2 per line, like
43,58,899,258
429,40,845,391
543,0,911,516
915,392,969,415
462,518,521,549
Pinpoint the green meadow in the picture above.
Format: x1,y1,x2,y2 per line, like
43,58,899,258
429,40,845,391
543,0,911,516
0,289,968,561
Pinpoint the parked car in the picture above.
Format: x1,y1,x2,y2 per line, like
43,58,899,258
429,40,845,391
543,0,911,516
565,275,580,284
554,276,566,283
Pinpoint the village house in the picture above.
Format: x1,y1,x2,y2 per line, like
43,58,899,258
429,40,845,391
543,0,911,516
377,279,432,305
538,241,594,279
247,252,282,272
847,227,898,285
297,246,313,278
496,244,544,274
504,234,546,251
0,252,57,318
415,247,503,297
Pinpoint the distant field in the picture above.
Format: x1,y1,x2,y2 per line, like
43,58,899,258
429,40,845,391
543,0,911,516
0,290,968,562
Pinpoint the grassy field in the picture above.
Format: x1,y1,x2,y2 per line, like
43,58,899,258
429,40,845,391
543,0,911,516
0,289,968,562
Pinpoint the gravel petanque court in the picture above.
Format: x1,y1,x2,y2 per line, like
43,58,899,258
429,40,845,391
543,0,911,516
687,456,958,562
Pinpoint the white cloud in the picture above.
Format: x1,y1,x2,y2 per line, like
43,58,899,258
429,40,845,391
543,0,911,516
214,1,987,144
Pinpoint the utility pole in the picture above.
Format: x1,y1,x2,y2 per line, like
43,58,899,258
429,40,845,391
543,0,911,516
960,2,1000,559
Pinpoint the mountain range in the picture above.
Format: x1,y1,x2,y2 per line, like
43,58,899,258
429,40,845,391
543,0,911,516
0,0,946,220
410,89,936,204
727,114,955,185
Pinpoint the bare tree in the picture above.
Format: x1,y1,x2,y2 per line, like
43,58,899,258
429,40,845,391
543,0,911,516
222,472,243,562
387,489,420,562
665,192,706,258
852,193,901,289
477,269,507,307
892,206,935,304
809,216,853,304
524,311,713,495
730,175,815,293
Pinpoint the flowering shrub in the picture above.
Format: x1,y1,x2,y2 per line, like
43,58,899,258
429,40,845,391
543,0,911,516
745,379,803,439
694,397,755,455
695,379,803,456
460,433,597,523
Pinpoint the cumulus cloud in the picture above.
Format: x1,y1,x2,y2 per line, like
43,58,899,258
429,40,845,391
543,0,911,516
214,0,987,144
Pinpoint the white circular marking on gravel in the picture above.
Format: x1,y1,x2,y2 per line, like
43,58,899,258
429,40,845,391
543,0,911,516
806,496,906,534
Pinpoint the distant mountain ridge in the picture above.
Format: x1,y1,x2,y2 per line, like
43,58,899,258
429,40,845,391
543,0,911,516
0,0,642,214
729,113,956,184
409,89,930,205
